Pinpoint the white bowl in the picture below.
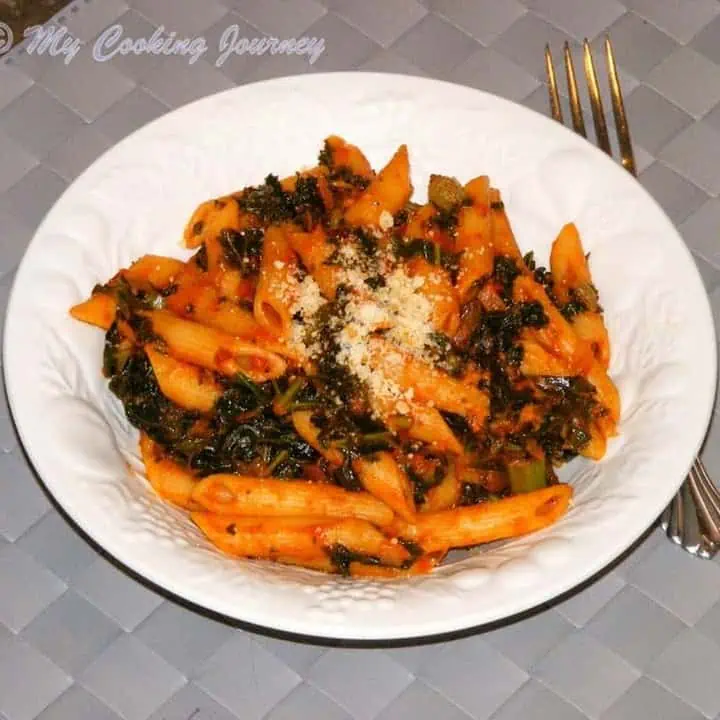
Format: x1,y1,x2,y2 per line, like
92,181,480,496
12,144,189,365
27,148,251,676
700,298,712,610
4,73,716,641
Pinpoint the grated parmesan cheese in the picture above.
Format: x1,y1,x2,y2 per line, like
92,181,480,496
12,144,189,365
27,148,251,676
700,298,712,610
288,274,325,358
283,236,437,413
379,210,394,231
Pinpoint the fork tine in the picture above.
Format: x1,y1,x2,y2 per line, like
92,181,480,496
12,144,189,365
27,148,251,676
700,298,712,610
545,44,564,124
563,42,586,137
605,36,636,176
582,39,612,155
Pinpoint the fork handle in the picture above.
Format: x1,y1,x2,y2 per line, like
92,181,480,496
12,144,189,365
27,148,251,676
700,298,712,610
662,458,720,558
687,458,720,545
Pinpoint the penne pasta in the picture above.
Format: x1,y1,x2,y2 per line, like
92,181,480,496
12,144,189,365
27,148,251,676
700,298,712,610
323,135,373,179
74,138,618,578
550,223,592,300
191,474,395,526
320,517,411,568
287,225,342,299
292,409,419,521
405,258,460,335
353,452,416,523
488,188,523,261
457,176,493,299
253,225,297,339
145,345,223,413
368,338,490,431
121,255,185,291
421,463,461,513
401,484,573,552
142,309,287,382
140,433,200,510
192,513,410,569
513,275,595,376
550,223,611,368
519,339,576,377
166,282,262,338
183,194,248,250
571,312,611,371
373,395,463,455
192,513,333,563
70,292,116,330
344,145,412,228
291,410,344,465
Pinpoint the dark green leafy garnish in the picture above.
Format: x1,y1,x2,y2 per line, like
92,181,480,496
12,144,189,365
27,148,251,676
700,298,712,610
127,313,165,347
218,228,264,276
104,332,318,477
493,255,520,302
330,166,370,190
332,458,363,492
467,301,548,371
392,237,460,276
102,322,132,377
355,228,378,257
432,208,459,233
327,544,381,576
238,174,325,229
318,140,332,168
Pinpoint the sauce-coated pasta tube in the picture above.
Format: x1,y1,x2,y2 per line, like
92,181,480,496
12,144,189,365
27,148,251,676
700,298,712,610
121,255,185,290
70,292,116,330
344,145,412,228
142,309,287,382
192,514,411,568
253,225,297,338
287,226,342,299
368,338,490,431
191,474,395,527
324,135,373,179
192,513,333,563
291,410,416,521
456,176,493,299
513,275,594,376
291,410,344,465
550,223,611,368
166,282,260,337
372,395,463,455
140,433,200,510
513,275,619,423
405,258,460,335
353,452,416,523
144,346,222,414
183,194,249,250
399,484,573,552
488,188,523,261
421,463,460,513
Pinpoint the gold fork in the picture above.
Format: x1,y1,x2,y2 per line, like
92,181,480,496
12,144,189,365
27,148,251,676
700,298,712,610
545,37,720,559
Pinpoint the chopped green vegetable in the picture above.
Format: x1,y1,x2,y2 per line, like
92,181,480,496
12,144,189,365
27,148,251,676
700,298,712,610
428,174,465,211
507,457,547,494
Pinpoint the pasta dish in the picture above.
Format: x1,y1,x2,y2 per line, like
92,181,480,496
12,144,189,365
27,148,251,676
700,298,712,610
70,136,619,577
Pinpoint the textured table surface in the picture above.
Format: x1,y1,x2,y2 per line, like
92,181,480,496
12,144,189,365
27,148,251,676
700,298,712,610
2,0,720,718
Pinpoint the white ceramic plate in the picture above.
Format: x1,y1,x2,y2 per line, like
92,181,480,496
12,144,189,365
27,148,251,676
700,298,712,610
4,73,716,641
